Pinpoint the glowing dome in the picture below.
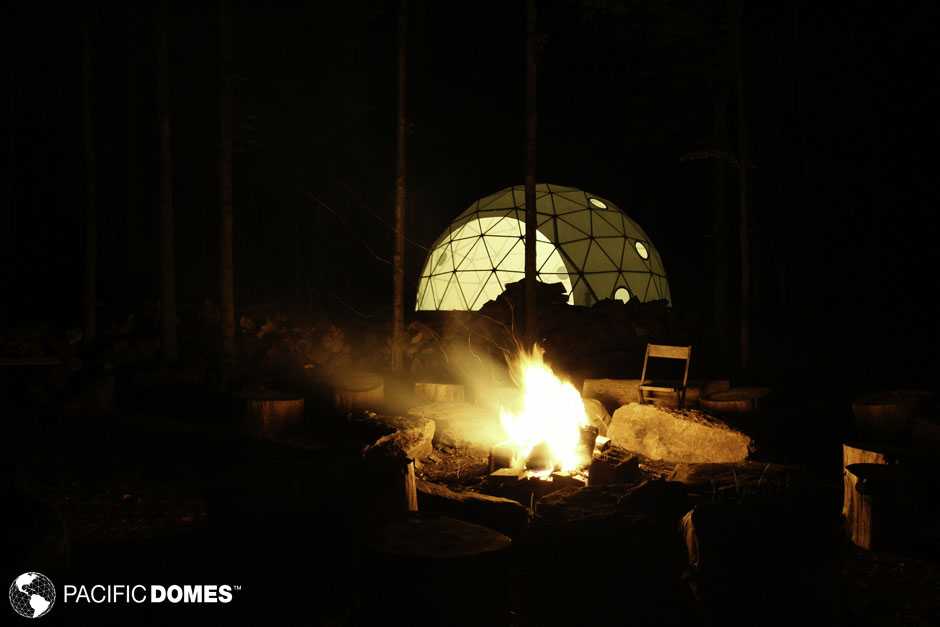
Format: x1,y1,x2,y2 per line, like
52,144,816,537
416,184,670,310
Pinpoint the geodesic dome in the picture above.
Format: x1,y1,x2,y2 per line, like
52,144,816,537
416,184,670,311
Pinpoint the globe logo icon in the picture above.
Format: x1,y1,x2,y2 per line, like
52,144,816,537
8,573,56,619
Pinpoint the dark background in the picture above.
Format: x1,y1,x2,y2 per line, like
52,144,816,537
2,1,938,386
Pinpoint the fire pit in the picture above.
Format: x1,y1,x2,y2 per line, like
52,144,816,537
482,345,600,499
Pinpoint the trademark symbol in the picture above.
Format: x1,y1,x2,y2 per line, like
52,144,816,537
232,585,242,591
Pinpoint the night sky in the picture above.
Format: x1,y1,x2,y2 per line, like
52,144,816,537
3,1,938,385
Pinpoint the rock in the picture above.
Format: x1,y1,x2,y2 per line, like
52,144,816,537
607,403,752,463
363,414,436,465
408,401,502,454
416,479,530,537
582,397,611,436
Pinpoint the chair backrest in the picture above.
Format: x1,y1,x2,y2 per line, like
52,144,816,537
641,344,692,387
647,344,692,360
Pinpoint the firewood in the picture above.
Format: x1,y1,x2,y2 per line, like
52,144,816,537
333,372,384,412
414,382,465,403
700,386,770,415
844,463,912,551
841,442,903,518
239,389,304,436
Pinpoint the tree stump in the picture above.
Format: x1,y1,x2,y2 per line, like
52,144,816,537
360,514,512,626
333,371,384,412
851,389,932,443
414,382,465,403
700,387,771,415
841,442,901,518
844,463,911,551
239,389,304,436
362,447,418,521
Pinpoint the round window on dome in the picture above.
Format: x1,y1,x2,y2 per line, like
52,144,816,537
614,287,630,303
588,197,607,209
634,241,649,260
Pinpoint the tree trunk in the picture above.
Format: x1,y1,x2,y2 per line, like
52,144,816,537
711,90,729,366
127,11,141,285
156,2,177,362
731,0,750,372
524,0,538,349
81,17,97,348
391,0,407,372
219,0,235,361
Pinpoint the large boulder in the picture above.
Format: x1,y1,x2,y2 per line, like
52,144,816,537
408,401,502,453
607,403,751,463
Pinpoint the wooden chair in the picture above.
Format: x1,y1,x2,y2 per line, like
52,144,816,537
638,344,692,408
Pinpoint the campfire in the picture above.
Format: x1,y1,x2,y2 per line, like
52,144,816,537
497,345,594,479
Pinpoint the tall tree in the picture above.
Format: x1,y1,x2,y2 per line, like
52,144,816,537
391,0,407,372
731,0,750,371
156,2,177,361
127,10,140,283
81,15,97,348
712,88,729,365
524,0,538,349
219,0,235,361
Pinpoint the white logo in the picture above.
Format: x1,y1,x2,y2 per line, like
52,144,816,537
8,572,56,619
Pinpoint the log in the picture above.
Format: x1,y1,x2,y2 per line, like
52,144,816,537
361,514,512,625
362,447,419,522
844,463,912,551
841,442,903,518
851,389,932,443
700,386,771,415
240,389,304,436
333,371,384,412
414,382,465,403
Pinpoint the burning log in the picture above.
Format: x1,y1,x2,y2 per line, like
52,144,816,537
488,443,515,472
525,442,553,471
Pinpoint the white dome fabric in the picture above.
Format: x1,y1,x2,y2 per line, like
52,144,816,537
416,183,670,311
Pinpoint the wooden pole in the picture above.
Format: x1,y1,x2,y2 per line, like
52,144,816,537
391,0,407,372
731,0,750,372
219,0,235,361
524,0,538,349
156,1,177,362
81,16,97,348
